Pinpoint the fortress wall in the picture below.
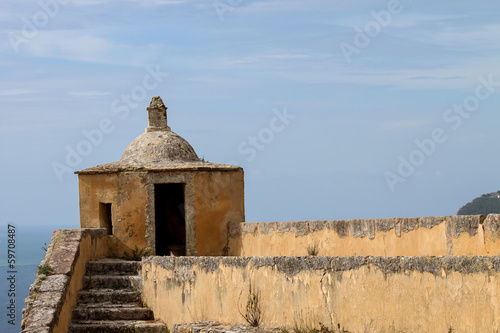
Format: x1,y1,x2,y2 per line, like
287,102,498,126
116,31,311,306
228,214,500,257
142,255,500,333
192,170,245,256
78,173,149,257
21,228,108,333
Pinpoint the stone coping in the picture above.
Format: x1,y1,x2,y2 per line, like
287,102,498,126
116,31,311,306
173,321,280,333
75,161,242,174
229,214,500,239
145,255,500,277
21,228,108,332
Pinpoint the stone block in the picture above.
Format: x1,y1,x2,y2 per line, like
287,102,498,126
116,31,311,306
451,215,485,237
22,327,51,333
47,241,79,275
308,220,327,233
61,229,83,242
260,222,278,234
39,275,69,293
349,219,367,238
241,223,258,235
333,220,349,238
32,291,64,309
419,216,446,229
23,307,56,329
484,214,500,238
375,218,395,232
400,217,420,233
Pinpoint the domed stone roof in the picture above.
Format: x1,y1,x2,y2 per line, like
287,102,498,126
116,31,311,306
119,96,199,165
76,96,242,174
120,130,199,164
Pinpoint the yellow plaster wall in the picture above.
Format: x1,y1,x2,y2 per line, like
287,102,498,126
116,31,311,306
78,173,118,228
193,170,245,255
78,173,148,256
142,256,500,332
230,222,448,257
228,215,500,257
79,169,244,257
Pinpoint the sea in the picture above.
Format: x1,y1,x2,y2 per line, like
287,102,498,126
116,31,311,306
0,224,57,332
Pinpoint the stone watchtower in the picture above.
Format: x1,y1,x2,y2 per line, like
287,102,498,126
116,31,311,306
75,96,244,256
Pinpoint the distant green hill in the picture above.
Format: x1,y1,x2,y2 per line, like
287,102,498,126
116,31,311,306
457,191,500,215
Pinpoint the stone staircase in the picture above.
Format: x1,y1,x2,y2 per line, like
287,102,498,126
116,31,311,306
68,258,167,333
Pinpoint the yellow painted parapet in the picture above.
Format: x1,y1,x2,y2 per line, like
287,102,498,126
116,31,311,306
142,255,500,332
228,214,500,257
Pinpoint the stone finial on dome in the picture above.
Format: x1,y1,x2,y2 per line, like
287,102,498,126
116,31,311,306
146,96,170,132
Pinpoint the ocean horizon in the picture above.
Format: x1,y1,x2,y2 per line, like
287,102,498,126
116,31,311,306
1,224,60,332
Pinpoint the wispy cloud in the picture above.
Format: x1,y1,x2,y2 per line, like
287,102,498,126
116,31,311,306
20,30,163,66
379,120,430,131
67,90,112,97
394,21,500,51
70,0,189,5
127,0,189,5
0,89,37,96
187,77,215,83
226,53,312,66
279,60,500,90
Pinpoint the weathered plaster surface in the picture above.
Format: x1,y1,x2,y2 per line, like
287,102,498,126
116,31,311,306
193,170,245,256
228,215,500,257
142,255,500,332
79,167,244,257
78,173,148,256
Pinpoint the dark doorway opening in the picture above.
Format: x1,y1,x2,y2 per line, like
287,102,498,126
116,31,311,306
155,183,186,256
99,202,112,235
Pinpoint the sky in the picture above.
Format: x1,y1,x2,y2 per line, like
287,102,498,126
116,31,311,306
0,0,499,254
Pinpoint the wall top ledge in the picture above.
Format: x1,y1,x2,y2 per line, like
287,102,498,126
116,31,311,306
144,255,500,277
229,215,500,238
75,161,242,174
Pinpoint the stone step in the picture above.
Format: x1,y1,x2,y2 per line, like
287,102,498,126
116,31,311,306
86,259,142,276
72,306,154,321
68,320,167,333
77,289,141,304
82,275,142,290
76,303,144,309
68,258,164,333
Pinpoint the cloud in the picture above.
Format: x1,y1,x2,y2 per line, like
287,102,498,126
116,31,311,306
70,0,189,5
409,76,465,81
187,77,216,83
127,0,189,5
225,53,312,66
67,90,113,97
386,13,465,29
278,60,500,90
0,89,37,96
385,12,500,51
379,120,430,131
22,30,164,66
